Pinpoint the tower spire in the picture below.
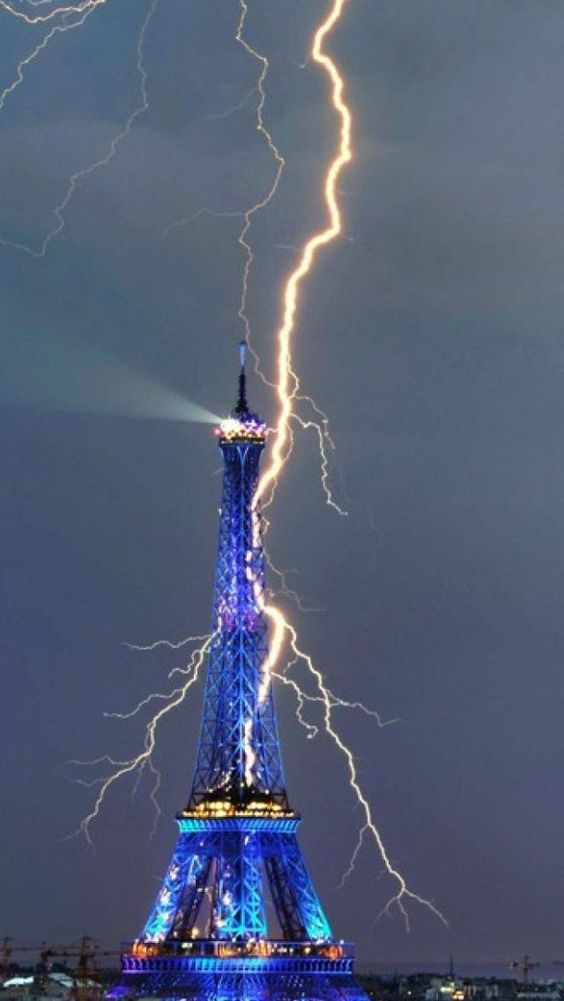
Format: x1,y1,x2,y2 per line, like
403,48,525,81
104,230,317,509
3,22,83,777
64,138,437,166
234,338,248,415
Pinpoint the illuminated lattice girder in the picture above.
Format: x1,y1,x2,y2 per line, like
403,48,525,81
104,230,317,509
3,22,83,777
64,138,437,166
141,818,331,945
113,365,369,1001
189,417,288,810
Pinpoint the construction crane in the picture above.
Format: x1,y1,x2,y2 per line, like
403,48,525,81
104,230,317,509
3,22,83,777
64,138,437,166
510,955,541,984
2,936,120,1000
40,936,120,1001
1,937,48,981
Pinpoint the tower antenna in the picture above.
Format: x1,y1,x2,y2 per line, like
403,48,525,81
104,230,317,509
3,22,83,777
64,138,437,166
235,338,248,414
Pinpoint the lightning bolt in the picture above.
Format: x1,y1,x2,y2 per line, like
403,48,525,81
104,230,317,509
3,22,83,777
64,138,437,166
245,479,445,929
162,207,245,242
264,609,446,929
204,85,257,124
264,548,324,613
0,0,157,257
232,0,285,355
123,632,211,653
163,0,284,358
161,1,345,515
255,0,352,513
0,0,112,129
69,633,213,847
69,0,446,930
0,7,99,115
248,0,445,927
0,0,106,25
292,411,347,516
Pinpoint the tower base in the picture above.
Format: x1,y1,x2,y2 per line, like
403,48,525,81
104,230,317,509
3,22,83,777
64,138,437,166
110,949,370,1001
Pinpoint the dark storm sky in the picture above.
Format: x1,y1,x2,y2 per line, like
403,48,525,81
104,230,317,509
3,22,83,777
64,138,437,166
2,0,564,968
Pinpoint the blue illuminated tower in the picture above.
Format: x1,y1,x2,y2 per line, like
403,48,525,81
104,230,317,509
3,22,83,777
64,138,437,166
117,346,369,1001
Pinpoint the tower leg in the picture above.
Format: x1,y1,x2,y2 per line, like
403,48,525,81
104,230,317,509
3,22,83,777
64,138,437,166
263,831,332,941
143,832,210,943
212,829,267,939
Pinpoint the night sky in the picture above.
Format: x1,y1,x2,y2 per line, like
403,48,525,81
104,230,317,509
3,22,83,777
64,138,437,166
2,0,564,969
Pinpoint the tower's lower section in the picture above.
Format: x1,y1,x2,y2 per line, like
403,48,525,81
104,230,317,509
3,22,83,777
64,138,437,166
141,815,333,944
111,946,369,1001
110,812,371,1000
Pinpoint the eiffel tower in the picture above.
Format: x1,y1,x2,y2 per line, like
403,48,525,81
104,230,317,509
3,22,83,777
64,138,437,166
115,345,369,1001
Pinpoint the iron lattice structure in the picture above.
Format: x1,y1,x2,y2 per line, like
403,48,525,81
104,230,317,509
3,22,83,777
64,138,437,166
114,348,369,1001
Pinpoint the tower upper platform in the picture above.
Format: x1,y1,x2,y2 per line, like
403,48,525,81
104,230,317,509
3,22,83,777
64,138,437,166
215,340,266,445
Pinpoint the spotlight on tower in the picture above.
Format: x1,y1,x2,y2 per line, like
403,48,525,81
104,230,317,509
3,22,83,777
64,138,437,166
0,325,219,425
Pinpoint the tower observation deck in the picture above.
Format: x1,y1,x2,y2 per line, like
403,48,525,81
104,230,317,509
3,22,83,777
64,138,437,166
113,345,369,1001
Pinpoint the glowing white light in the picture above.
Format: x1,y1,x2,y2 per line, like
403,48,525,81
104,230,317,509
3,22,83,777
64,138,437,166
220,418,243,436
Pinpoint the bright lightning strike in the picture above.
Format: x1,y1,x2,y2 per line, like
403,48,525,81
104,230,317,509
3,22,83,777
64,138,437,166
123,632,212,653
163,0,285,361
0,0,106,26
255,0,352,514
265,608,446,929
161,1,345,515
67,0,446,932
0,7,98,115
69,633,213,847
264,548,324,613
249,0,446,928
272,664,398,744
234,0,349,519
244,496,445,929
233,0,285,358
0,0,157,257
292,411,347,516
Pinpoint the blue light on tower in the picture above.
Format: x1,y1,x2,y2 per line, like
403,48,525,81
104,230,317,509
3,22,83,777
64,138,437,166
112,345,368,1000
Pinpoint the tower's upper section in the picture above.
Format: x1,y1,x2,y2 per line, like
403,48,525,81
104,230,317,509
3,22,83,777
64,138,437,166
215,341,266,446
185,343,290,817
